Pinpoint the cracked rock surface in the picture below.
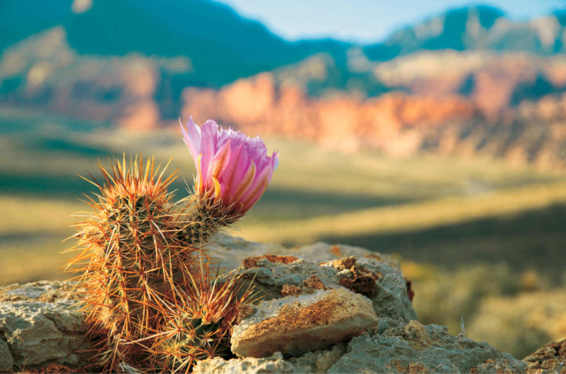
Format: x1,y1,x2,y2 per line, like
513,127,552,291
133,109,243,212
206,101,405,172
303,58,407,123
0,281,88,372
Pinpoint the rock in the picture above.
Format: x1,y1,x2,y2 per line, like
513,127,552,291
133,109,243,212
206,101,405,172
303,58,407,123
0,234,534,373
239,255,339,300
199,319,528,373
227,238,415,358
321,255,417,322
524,338,566,373
193,347,348,374
193,352,297,374
231,287,378,358
208,236,417,322
0,281,88,371
329,320,526,373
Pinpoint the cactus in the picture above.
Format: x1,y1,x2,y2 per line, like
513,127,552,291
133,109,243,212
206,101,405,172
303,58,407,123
67,157,198,370
68,118,278,371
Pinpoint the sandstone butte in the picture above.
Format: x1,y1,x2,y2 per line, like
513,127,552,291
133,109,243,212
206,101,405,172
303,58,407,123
0,233,564,373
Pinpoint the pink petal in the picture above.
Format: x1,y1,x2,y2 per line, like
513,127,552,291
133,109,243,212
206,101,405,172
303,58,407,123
199,120,219,184
180,117,202,161
208,139,232,183
228,146,250,199
219,142,243,203
240,172,270,212
240,163,272,204
231,161,256,205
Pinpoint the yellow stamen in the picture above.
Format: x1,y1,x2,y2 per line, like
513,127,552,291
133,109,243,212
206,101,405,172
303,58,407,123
212,177,222,199
196,154,203,194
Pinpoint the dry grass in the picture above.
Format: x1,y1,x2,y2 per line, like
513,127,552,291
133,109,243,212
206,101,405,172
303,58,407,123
233,181,566,243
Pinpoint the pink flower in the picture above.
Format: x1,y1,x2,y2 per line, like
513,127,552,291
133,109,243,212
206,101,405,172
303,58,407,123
180,118,278,215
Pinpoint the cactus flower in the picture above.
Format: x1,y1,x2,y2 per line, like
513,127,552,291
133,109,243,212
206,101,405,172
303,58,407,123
181,118,278,215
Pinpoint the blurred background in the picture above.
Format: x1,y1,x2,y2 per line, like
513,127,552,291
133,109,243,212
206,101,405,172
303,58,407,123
1,0,566,359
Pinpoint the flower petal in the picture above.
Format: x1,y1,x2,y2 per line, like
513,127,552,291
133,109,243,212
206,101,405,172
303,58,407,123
180,117,201,161
219,142,243,203
240,162,272,203
228,146,250,199
199,120,219,183
182,117,277,216
209,139,232,180
231,161,256,205
241,172,270,212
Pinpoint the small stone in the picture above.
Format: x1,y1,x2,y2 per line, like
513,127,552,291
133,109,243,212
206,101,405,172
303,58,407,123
303,275,327,291
231,287,378,358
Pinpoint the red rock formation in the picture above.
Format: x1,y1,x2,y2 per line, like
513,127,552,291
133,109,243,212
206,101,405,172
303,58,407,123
181,74,479,154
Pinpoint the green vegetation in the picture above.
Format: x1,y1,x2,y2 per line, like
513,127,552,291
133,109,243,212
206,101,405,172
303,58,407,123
1,107,565,358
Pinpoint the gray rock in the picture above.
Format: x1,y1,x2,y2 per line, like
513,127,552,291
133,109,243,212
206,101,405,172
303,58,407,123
193,352,297,374
193,346,348,374
239,256,340,299
231,287,378,358
321,256,417,322
206,234,397,272
329,320,526,374
0,281,88,370
211,234,417,322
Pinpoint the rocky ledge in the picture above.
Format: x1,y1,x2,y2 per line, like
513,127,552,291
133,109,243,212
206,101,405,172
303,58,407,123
0,234,562,373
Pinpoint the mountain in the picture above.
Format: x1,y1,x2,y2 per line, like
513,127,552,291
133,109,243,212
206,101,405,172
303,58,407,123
3,2,566,89
0,0,350,87
364,5,565,61
0,0,74,52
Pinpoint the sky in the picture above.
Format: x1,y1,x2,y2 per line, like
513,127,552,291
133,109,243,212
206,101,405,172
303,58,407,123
216,0,566,43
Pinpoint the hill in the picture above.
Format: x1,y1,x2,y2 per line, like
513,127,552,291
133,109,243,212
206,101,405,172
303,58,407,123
0,0,350,87
364,5,566,60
